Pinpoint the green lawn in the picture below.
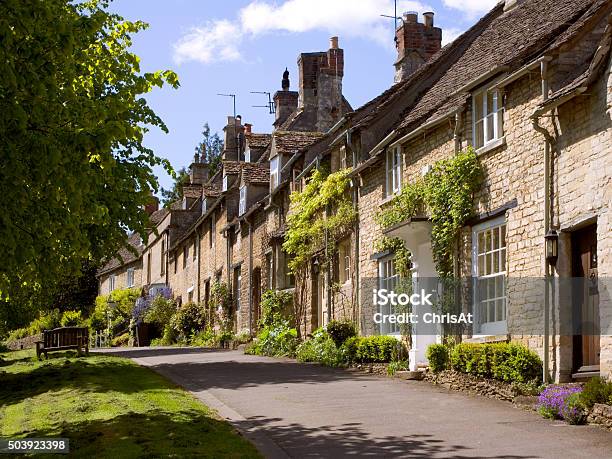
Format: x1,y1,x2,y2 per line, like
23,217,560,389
0,350,260,458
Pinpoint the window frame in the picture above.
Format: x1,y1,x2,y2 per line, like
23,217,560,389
338,239,352,284
109,274,116,293
471,216,507,335
127,268,135,288
378,256,400,335
222,175,229,192
244,147,251,163
160,240,166,276
234,268,242,311
472,88,504,150
239,185,247,216
385,145,402,197
270,156,280,190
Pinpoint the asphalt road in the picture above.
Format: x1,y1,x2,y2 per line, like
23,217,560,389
99,347,612,458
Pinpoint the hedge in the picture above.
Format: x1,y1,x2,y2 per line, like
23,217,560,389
448,342,542,383
343,335,403,364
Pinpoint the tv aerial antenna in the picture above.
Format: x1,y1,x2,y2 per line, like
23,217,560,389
380,0,401,35
217,93,236,119
250,91,275,115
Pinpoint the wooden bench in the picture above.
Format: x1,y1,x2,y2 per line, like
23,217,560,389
35,327,89,359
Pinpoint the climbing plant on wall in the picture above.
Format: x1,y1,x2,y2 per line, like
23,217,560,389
376,147,483,277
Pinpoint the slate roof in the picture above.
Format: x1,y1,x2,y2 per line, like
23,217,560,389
182,185,202,199
246,133,271,150
242,163,270,184
98,232,143,275
149,208,169,226
273,130,324,156
202,184,221,198
396,0,602,133
222,161,242,175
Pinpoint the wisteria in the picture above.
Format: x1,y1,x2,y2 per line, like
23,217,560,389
132,287,174,325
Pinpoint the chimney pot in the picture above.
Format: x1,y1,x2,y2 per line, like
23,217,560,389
423,12,434,27
244,123,252,134
403,11,418,23
330,36,339,49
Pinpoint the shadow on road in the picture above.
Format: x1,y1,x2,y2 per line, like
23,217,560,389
234,415,537,458
94,347,230,359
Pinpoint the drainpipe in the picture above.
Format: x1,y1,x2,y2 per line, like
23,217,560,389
348,128,360,328
531,58,553,383
248,217,254,335
197,230,201,303
453,111,463,153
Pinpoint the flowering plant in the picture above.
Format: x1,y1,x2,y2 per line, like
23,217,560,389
537,385,582,420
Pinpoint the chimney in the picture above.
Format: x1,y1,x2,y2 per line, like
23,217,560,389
189,148,209,185
222,116,241,160
273,68,299,128
394,11,442,83
144,194,159,216
244,123,252,134
297,37,345,131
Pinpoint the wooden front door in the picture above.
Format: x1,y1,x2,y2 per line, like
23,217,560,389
571,224,600,372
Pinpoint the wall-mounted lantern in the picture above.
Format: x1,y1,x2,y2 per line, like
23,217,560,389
312,258,320,275
545,229,559,265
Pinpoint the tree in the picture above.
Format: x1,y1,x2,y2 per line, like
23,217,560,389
0,0,179,308
196,123,223,176
161,167,189,208
161,123,223,207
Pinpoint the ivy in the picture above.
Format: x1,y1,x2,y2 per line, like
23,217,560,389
283,168,357,273
374,237,412,278
376,148,483,277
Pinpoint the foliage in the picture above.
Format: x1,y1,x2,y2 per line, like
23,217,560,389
326,320,356,348
296,328,343,367
561,393,587,425
196,123,223,176
60,310,84,327
375,237,412,277
190,327,218,347
387,360,408,376
259,289,293,328
342,336,403,364
209,282,232,331
426,344,450,373
449,343,542,383
111,332,130,347
91,288,141,333
0,351,259,457
511,380,546,397
7,328,30,342
161,167,189,208
233,330,252,345
537,385,582,420
579,377,612,409
28,309,62,334
246,321,298,358
0,0,179,306
376,148,483,276
170,302,206,338
284,168,357,273
144,295,176,327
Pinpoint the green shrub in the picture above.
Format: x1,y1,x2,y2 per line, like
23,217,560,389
580,377,612,409
60,310,83,327
28,309,61,334
170,302,207,338
0,342,9,352
450,342,542,383
233,330,252,345
296,328,343,367
190,327,218,347
326,320,356,347
561,393,587,425
144,295,176,327
340,335,402,364
387,360,408,376
426,344,449,373
7,327,30,342
91,288,141,333
259,289,293,328
247,322,298,357
112,332,130,347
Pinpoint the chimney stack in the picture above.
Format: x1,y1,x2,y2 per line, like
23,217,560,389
222,116,242,161
394,11,442,83
297,37,345,131
273,68,299,128
190,146,210,185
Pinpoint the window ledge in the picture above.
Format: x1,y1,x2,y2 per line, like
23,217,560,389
464,334,509,344
379,195,397,207
475,136,505,156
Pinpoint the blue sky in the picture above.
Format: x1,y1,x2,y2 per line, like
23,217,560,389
109,0,497,191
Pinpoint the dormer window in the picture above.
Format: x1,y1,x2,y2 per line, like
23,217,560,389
473,88,503,149
270,156,280,190
385,145,402,197
222,175,229,191
239,185,247,216
244,147,251,162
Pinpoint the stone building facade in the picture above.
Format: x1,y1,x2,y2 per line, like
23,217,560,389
98,0,611,381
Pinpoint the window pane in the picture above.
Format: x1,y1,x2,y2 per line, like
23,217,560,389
478,255,485,275
485,230,491,252
474,93,484,121
493,227,500,250
501,249,506,271
478,232,485,254
486,114,495,142
475,120,484,148
501,225,506,248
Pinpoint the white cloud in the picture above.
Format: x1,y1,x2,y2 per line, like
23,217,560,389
173,0,434,64
441,27,464,46
442,0,499,17
173,20,242,64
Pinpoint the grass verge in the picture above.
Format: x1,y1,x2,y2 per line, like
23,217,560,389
0,349,260,458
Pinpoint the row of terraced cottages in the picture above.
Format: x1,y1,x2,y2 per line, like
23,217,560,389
98,0,612,382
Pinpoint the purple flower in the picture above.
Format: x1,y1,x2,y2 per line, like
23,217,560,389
537,385,582,419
